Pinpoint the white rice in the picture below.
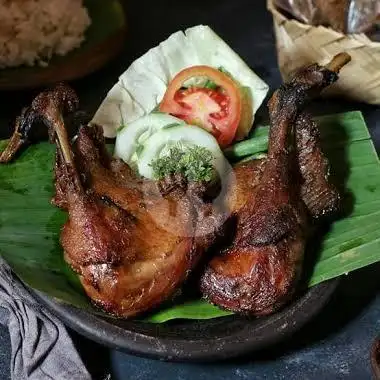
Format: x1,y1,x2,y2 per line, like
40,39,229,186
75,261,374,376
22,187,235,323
0,0,91,68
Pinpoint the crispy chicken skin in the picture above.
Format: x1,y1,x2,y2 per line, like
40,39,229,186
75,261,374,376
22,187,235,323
59,125,198,317
1,84,202,318
200,53,351,315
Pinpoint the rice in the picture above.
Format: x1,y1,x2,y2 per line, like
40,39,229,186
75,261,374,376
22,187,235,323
0,0,91,68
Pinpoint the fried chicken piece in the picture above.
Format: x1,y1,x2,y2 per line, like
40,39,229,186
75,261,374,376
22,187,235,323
1,84,200,318
200,53,351,315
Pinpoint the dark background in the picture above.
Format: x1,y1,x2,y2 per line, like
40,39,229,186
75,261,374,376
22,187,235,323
1,0,380,378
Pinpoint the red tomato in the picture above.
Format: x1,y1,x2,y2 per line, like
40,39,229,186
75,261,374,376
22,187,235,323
159,66,242,147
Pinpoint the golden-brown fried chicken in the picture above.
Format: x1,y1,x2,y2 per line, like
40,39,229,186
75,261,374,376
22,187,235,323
200,53,351,315
1,84,201,318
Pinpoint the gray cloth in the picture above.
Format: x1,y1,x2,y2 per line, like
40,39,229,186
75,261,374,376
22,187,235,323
0,258,91,380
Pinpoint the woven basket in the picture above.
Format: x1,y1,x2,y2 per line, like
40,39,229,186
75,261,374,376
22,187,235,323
267,0,380,105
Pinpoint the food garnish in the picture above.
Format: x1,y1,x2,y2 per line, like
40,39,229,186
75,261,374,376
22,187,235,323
159,66,242,147
91,25,269,139
113,112,224,180
150,145,216,182
224,126,269,159
136,124,224,180
114,113,186,169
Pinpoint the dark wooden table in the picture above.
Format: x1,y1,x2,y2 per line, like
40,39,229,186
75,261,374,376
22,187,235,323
1,0,380,378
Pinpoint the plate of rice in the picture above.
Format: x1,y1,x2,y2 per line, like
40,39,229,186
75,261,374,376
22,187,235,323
0,0,126,90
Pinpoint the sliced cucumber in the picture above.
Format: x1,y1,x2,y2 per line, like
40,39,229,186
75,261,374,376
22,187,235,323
138,124,225,179
114,113,185,164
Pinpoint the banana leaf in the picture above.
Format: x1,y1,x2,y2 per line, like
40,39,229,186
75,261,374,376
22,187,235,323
0,111,379,323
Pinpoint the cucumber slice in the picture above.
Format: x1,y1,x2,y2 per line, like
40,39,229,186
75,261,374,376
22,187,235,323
138,124,225,179
114,113,185,164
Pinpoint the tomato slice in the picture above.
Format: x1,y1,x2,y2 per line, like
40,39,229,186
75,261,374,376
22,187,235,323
159,66,242,147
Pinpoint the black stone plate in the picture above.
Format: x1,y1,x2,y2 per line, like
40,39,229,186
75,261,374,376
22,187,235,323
31,279,339,362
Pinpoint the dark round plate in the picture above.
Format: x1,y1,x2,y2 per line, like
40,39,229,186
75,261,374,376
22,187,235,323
31,279,339,362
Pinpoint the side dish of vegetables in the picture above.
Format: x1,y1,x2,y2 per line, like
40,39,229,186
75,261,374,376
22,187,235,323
92,25,269,179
